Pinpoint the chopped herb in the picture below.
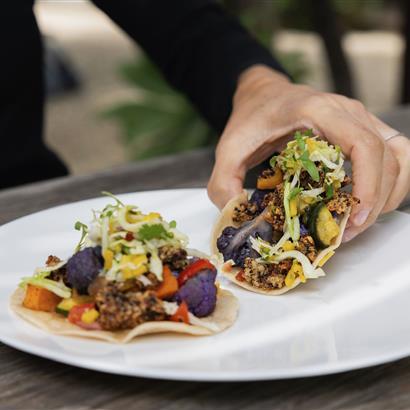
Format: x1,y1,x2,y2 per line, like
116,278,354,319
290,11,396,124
169,220,177,229
138,224,171,241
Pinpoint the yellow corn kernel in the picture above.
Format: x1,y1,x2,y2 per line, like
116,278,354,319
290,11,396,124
120,254,132,265
81,308,99,324
285,261,305,287
289,198,298,217
306,138,316,154
282,241,295,252
285,270,296,287
302,196,315,205
108,220,116,234
318,251,335,267
125,207,142,223
142,212,161,222
131,254,148,265
122,264,148,280
103,249,114,270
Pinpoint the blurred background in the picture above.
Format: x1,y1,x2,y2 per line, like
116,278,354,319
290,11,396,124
36,0,409,176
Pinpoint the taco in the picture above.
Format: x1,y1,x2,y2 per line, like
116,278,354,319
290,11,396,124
212,130,359,295
11,194,238,343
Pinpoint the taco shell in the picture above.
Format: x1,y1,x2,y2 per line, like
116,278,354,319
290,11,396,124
10,287,238,343
211,190,351,295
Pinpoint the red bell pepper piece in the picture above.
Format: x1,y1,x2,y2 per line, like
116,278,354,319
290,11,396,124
235,270,245,282
170,301,189,324
177,259,215,286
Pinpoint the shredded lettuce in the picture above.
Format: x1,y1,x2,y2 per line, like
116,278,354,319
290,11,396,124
20,275,72,298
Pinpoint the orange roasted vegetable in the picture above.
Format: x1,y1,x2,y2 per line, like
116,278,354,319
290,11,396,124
155,265,178,299
170,301,189,324
257,167,283,190
23,284,62,312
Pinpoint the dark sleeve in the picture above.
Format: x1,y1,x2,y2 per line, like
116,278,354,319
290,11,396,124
92,0,289,133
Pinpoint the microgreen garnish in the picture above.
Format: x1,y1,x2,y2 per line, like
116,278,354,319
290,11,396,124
101,191,124,207
269,155,277,168
74,221,89,252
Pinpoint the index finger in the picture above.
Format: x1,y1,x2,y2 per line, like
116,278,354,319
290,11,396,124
311,112,385,227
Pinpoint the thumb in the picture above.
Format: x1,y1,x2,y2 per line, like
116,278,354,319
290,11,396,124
207,154,246,210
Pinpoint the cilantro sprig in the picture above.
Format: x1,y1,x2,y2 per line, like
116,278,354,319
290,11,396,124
138,223,174,242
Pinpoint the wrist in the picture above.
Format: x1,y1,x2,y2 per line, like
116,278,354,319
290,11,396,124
238,64,290,90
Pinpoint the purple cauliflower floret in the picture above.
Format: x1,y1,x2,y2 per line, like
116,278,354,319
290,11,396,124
66,246,103,294
175,269,217,317
249,189,273,211
300,223,309,236
217,218,272,267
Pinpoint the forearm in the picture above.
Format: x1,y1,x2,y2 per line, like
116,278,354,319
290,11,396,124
92,0,289,132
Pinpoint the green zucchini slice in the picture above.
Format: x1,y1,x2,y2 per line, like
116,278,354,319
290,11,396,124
308,203,340,249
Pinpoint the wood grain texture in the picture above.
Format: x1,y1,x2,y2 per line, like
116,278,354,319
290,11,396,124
0,109,410,410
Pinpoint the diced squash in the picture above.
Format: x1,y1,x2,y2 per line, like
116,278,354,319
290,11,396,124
23,285,62,312
257,167,283,190
103,249,114,270
156,265,178,299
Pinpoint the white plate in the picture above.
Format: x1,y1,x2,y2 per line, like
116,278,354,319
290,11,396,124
1,188,410,381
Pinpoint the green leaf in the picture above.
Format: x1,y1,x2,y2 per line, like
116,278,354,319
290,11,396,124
169,220,177,229
295,131,305,151
138,224,170,241
326,183,334,199
289,187,303,200
301,158,320,182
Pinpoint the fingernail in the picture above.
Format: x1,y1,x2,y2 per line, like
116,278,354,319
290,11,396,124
354,210,370,226
342,229,357,243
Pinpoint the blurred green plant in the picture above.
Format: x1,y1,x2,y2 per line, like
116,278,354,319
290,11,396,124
104,1,310,160
103,58,215,160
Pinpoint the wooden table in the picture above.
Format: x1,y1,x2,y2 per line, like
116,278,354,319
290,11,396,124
1,108,410,410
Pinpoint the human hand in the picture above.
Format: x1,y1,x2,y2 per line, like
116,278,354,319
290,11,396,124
207,65,410,241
